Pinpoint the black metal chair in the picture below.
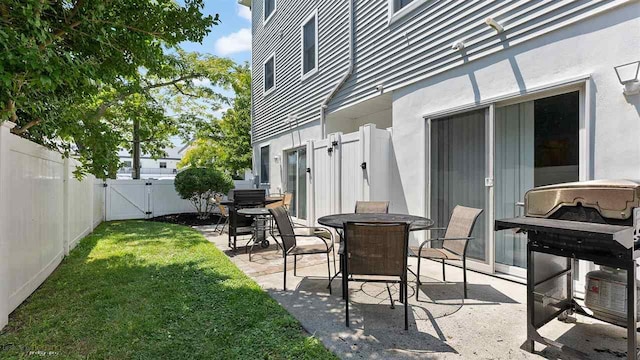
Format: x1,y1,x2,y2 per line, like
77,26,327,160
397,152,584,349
269,206,335,293
228,189,266,251
343,221,411,330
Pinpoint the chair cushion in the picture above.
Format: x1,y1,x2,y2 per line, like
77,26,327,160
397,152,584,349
289,243,330,255
409,247,461,260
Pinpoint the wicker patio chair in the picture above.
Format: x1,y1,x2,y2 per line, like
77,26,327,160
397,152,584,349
282,192,293,211
343,221,411,330
331,201,392,297
214,202,229,234
410,206,483,299
269,206,336,293
354,201,390,213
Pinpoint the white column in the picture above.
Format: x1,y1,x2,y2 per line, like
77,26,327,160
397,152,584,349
0,121,16,329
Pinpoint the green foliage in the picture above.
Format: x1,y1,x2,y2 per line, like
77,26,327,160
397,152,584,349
0,221,337,359
174,167,234,218
179,64,251,179
0,0,231,178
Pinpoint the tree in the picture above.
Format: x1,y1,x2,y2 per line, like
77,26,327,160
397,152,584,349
179,64,252,179
0,0,223,177
174,167,234,219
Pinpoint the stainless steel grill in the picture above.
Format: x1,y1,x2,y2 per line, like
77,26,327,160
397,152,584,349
496,180,640,359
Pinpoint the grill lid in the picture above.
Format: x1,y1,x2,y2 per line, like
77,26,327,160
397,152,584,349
525,179,640,220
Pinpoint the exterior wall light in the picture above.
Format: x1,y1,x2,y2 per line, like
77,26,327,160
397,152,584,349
485,17,504,33
274,155,280,162
451,40,465,51
614,61,640,96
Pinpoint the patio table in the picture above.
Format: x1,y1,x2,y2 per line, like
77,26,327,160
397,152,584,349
318,213,434,299
238,207,277,261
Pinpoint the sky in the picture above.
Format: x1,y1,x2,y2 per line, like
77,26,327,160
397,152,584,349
169,0,253,149
181,1,252,65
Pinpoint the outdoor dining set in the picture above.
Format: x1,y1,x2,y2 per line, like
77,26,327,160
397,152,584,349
213,189,483,330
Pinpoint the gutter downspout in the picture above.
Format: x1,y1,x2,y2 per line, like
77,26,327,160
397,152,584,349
320,0,354,139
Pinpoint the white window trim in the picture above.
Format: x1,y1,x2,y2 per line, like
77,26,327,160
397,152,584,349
300,9,319,81
263,52,276,97
263,0,276,26
388,0,424,25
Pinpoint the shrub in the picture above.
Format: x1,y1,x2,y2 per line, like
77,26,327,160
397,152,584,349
174,167,234,219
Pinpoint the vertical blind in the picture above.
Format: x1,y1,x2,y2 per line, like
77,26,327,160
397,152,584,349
430,109,487,261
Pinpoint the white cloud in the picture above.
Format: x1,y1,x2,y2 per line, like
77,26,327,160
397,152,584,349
214,28,252,56
237,5,252,21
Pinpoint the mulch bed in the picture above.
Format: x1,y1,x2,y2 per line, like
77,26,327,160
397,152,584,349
148,213,223,226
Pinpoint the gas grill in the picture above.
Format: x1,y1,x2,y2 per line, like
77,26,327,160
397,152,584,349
495,180,640,359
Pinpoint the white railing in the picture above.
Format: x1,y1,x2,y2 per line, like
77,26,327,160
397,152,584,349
0,122,105,330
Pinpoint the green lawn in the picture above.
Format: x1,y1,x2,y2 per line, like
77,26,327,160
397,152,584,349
0,221,336,359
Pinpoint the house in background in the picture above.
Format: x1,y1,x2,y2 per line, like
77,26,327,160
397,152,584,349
117,143,189,180
245,0,640,279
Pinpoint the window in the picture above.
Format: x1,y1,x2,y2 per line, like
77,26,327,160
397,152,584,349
122,161,132,168
159,162,167,169
388,0,421,24
264,0,275,23
260,145,270,184
393,0,414,12
301,11,318,78
264,54,275,94
286,148,307,220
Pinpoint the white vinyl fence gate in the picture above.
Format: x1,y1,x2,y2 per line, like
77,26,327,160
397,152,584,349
104,179,194,221
309,124,391,224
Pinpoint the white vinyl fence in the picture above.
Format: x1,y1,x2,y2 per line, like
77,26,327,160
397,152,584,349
0,122,105,330
104,179,254,221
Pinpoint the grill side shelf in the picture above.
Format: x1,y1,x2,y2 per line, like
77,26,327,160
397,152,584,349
495,217,631,240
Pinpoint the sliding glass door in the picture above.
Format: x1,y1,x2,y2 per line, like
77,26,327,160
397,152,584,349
430,109,488,263
494,92,579,271
285,148,307,220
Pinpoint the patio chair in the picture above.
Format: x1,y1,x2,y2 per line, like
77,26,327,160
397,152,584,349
269,206,336,293
282,192,293,211
410,206,483,299
354,201,390,213
214,203,229,234
343,221,411,330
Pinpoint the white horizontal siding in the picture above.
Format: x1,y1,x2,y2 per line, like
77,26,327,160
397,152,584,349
251,0,631,141
252,0,351,142
328,0,628,112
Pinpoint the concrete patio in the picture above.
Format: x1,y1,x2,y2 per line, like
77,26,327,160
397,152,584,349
198,225,634,359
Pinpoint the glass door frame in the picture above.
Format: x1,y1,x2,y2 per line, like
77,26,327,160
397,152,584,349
282,146,308,223
425,105,495,274
424,77,592,278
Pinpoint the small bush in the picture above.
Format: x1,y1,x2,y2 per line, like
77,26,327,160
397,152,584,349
174,167,234,219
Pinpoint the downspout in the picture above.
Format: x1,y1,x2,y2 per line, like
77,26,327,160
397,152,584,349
320,0,355,139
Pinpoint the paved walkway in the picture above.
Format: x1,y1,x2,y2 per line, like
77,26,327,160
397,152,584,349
198,225,633,359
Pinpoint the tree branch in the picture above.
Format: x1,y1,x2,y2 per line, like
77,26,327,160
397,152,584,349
173,84,199,98
90,19,166,39
11,118,42,135
91,74,205,121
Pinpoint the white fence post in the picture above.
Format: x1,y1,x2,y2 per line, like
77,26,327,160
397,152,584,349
62,157,70,255
0,121,16,329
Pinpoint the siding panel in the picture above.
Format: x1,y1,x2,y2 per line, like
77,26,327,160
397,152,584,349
251,0,631,142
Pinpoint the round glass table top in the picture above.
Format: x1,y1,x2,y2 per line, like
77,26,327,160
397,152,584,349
317,213,433,231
